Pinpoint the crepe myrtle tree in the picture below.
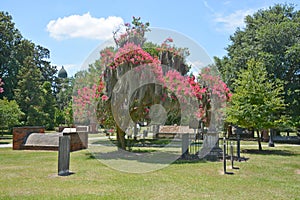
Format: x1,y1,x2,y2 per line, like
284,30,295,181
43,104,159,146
73,17,231,150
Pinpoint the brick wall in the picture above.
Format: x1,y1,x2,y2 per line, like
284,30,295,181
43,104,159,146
13,127,45,150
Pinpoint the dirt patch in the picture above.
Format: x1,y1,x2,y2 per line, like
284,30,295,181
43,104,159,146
295,169,300,175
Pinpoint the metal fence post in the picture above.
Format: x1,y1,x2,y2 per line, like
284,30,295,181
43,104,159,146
230,141,234,169
237,133,241,161
223,137,226,174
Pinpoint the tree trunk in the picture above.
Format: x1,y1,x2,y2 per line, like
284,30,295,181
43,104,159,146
133,123,138,140
268,128,275,147
257,130,262,151
227,125,232,138
116,125,126,150
250,129,255,138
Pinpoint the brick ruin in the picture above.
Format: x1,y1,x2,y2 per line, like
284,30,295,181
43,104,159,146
13,126,88,151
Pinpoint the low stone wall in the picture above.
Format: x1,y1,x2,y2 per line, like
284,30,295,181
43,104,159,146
13,127,88,151
13,126,45,150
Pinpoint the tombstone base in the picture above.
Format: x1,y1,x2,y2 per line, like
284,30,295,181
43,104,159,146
58,170,70,176
204,146,223,161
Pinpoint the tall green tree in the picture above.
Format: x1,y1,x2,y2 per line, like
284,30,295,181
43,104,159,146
14,57,45,126
1,11,59,129
226,59,286,150
215,4,300,128
0,12,57,100
0,11,22,99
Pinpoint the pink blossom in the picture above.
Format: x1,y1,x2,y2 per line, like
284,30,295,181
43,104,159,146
101,95,109,101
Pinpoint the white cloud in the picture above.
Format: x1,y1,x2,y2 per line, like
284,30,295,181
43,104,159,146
203,0,215,13
188,60,206,69
47,13,124,40
187,60,207,77
214,9,255,32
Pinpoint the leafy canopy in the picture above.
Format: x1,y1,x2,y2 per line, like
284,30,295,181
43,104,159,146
226,59,286,130
215,4,300,128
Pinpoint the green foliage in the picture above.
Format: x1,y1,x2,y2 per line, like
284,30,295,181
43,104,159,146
143,42,160,58
226,59,286,130
0,12,61,129
54,108,65,126
41,81,56,129
14,57,47,127
0,11,22,100
55,100,74,127
0,12,57,100
15,65,58,129
55,76,74,112
0,98,24,129
64,101,74,126
215,4,300,128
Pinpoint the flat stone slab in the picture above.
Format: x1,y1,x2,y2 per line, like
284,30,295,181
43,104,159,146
24,133,62,147
159,126,195,134
62,128,77,133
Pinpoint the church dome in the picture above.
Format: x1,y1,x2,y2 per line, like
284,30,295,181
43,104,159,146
58,66,68,78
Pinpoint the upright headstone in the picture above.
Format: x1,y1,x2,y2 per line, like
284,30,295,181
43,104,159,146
182,134,189,158
152,124,160,138
58,135,70,176
143,130,148,138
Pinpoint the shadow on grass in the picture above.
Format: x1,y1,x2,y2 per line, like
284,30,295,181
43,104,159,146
85,150,208,166
91,138,175,148
173,158,207,165
0,141,9,144
131,148,157,153
242,149,297,156
85,150,180,164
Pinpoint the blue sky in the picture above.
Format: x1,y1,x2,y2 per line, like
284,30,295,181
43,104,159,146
1,0,299,76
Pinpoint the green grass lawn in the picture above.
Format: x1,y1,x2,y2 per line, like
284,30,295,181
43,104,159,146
0,142,299,199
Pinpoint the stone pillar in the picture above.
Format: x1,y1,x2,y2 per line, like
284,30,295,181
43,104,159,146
58,135,70,176
89,123,97,133
152,124,160,139
203,132,222,161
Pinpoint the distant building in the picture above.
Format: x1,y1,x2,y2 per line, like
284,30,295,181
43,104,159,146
58,66,68,78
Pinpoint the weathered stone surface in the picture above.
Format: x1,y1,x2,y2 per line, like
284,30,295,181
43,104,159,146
157,126,195,138
24,133,62,146
159,126,194,134
58,135,70,176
